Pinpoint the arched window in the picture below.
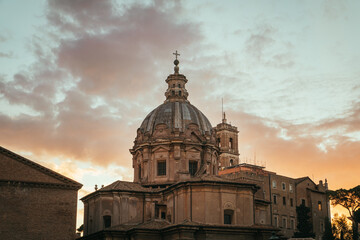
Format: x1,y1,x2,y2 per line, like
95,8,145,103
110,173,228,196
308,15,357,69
229,138,233,149
217,138,221,147
103,215,111,228
318,201,322,211
229,159,234,166
224,209,234,224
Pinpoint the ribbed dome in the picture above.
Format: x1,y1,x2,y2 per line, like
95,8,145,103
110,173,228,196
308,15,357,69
139,101,213,135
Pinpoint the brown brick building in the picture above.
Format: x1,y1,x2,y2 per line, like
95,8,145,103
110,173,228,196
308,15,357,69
0,146,82,240
219,164,329,239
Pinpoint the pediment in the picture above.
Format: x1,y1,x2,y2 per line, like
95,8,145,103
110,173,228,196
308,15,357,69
185,146,202,152
0,146,82,189
190,131,205,143
152,145,170,153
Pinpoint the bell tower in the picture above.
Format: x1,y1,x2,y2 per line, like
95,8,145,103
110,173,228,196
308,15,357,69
214,112,239,168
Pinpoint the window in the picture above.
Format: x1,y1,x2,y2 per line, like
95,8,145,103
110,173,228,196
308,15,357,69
273,194,277,204
301,199,306,206
274,215,278,227
138,165,141,179
179,90,181,96
272,180,277,189
283,196,286,206
229,138,233,149
320,220,325,232
103,215,111,228
217,138,221,147
289,184,293,192
172,84,175,87
157,161,166,176
178,84,181,88
224,209,234,224
189,161,198,176
229,159,234,166
318,201,322,211
282,182,286,191
290,198,294,207
172,90,175,96
161,212,166,219
282,217,287,228
290,219,295,229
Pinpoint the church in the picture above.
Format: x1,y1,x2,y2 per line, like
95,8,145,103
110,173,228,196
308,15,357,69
79,53,329,240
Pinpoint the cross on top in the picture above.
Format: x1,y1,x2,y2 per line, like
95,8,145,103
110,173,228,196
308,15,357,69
173,50,180,60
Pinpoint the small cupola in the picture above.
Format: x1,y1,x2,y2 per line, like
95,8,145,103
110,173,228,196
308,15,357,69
164,51,189,102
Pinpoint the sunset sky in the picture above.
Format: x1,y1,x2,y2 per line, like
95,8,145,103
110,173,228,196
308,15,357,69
0,0,359,227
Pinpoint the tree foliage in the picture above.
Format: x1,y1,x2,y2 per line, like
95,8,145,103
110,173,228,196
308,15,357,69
332,213,352,240
328,185,360,240
294,203,314,238
328,185,360,219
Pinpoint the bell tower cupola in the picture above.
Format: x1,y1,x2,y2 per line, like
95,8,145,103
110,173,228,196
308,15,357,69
214,112,240,168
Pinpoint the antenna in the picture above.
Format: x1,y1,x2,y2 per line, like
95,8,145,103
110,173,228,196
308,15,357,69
222,98,224,121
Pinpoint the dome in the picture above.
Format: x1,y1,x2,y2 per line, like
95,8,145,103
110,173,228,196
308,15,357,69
139,101,213,135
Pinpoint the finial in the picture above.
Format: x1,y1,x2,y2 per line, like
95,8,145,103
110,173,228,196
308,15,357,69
222,112,227,123
173,50,180,73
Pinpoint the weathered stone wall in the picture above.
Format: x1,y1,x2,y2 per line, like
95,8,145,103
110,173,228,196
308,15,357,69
166,183,255,226
0,184,78,240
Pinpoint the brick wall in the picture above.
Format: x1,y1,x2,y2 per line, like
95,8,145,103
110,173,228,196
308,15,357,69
0,184,78,240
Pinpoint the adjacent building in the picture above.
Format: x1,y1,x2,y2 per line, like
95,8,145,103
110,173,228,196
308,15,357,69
0,146,82,240
219,163,329,239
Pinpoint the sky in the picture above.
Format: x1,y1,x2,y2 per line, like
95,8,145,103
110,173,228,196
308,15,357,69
0,0,359,228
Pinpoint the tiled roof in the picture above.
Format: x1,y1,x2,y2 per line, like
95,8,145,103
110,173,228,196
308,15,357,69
99,180,155,193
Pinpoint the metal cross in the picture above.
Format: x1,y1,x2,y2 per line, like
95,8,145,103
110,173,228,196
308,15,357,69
173,50,180,60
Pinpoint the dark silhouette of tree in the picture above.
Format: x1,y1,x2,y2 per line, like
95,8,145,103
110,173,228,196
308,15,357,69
293,203,314,238
353,209,360,240
332,213,352,240
322,216,335,240
328,185,360,240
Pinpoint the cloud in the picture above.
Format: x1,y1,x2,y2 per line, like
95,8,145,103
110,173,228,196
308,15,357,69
223,103,360,190
54,3,201,99
244,24,294,68
0,51,13,58
0,0,202,168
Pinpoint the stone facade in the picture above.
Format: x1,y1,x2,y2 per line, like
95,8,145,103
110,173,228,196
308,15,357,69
131,60,219,186
214,113,240,168
219,164,330,240
80,57,329,240
0,146,82,240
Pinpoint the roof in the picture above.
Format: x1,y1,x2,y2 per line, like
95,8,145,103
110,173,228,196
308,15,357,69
0,146,82,190
166,174,260,192
139,101,213,135
81,180,159,201
295,176,316,186
100,180,155,193
82,174,259,201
